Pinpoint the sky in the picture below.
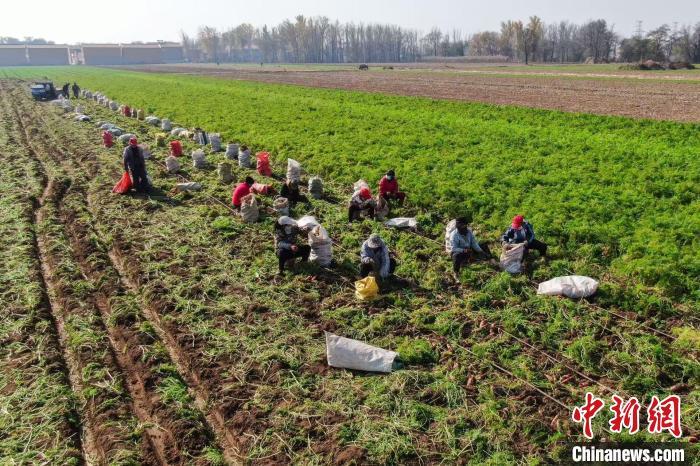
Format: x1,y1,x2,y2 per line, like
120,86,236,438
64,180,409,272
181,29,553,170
1,0,696,44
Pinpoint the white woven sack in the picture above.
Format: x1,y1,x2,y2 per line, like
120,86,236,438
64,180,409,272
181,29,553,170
240,194,259,223
500,243,525,274
286,159,301,183
165,156,180,173
192,150,206,169
384,217,417,229
309,225,332,266
537,276,599,298
325,332,396,373
210,134,222,152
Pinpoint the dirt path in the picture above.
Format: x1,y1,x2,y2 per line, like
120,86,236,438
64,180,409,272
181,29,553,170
121,64,700,122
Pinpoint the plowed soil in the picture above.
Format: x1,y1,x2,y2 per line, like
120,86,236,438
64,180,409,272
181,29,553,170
119,64,700,122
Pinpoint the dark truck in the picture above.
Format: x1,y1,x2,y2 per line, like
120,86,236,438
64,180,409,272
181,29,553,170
30,81,58,101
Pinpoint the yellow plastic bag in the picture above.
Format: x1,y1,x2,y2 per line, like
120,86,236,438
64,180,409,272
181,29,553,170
355,276,379,301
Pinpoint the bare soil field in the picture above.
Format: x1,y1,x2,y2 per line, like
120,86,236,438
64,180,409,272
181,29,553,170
119,63,700,122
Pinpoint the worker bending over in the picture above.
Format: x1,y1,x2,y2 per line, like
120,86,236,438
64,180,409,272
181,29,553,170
378,169,406,205
280,179,307,206
274,216,311,275
348,187,376,222
122,138,149,193
360,234,396,279
447,217,489,280
231,176,255,211
501,215,547,258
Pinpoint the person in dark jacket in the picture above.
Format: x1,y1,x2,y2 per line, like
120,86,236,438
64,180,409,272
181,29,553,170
280,179,307,206
274,216,311,275
62,83,70,98
378,169,406,205
71,82,80,99
501,215,547,258
122,138,149,193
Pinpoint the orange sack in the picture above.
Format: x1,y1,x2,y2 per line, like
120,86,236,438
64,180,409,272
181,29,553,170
256,151,272,177
112,172,132,194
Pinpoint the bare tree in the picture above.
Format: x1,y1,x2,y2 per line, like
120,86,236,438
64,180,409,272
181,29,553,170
197,26,221,63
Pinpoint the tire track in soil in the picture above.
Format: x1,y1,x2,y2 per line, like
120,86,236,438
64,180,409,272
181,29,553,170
0,84,85,465
0,82,98,466
58,185,184,465
3,82,158,465
10,81,245,465
107,246,244,466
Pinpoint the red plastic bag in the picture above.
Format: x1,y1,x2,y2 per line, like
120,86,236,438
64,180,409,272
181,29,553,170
170,140,183,157
112,172,132,194
251,182,271,195
256,152,272,177
102,130,113,148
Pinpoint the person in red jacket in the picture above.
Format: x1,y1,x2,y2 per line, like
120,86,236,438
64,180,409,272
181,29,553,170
232,176,255,211
378,170,406,205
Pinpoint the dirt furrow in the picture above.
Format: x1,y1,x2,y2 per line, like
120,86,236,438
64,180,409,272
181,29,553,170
9,82,242,465
4,82,155,465
107,246,244,465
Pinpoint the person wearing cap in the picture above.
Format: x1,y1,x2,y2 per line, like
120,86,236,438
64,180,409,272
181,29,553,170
360,234,396,279
449,217,489,280
274,216,311,275
231,176,255,211
378,170,406,205
348,186,376,223
501,215,547,258
122,137,149,193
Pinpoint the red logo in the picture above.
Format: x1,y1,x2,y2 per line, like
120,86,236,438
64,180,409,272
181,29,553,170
609,395,641,434
572,392,605,439
647,395,682,438
573,393,683,439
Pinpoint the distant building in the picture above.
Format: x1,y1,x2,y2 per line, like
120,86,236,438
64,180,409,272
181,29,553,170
27,45,70,65
160,43,184,63
79,43,184,65
82,44,122,65
0,45,28,66
122,44,162,64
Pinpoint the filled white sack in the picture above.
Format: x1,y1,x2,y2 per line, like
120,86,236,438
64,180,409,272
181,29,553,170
384,217,417,229
499,243,525,274
325,332,397,373
537,276,599,298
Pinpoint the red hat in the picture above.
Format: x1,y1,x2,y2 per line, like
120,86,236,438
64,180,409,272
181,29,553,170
512,215,524,228
359,187,371,200
129,137,138,146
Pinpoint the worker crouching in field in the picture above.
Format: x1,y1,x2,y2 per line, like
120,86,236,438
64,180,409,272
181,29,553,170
274,216,311,275
280,179,308,206
447,217,491,281
360,234,396,280
123,138,150,193
501,215,547,259
378,169,406,205
348,187,376,222
231,176,255,211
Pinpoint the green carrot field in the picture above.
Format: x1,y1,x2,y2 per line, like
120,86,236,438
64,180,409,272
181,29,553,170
0,66,698,464
3,66,698,299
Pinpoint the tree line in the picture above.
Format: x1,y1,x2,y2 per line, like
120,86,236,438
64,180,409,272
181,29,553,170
185,15,700,64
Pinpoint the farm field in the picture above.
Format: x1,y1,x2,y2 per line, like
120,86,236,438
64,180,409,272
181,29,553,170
115,62,700,122
0,67,698,464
